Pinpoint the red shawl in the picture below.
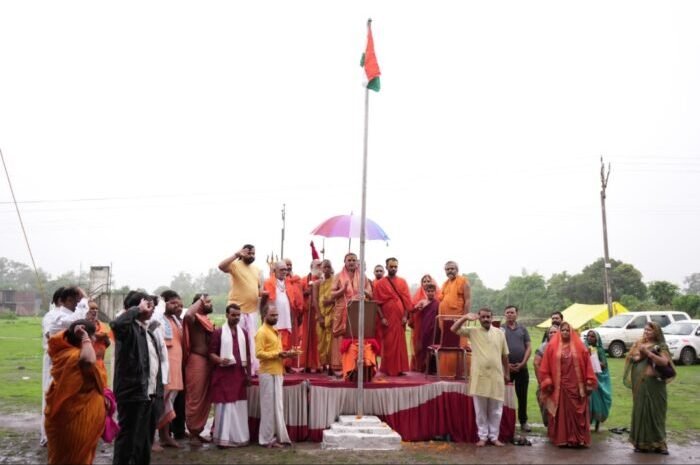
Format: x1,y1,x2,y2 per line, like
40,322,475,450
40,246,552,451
538,325,597,417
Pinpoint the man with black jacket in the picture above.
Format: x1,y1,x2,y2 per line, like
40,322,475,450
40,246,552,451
110,291,164,465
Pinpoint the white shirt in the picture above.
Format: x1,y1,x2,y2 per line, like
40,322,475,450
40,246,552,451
136,320,160,396
47,306,81,337
275,279,292,331
41,305,60,350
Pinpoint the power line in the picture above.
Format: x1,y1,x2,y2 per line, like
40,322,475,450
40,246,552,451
0,147,46,302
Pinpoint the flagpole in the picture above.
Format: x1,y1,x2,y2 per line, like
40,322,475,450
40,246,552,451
356,83,370,418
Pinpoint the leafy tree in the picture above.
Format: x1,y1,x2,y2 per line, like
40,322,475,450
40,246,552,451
497,270,547,316
170,272,197,297
464,273,499,312
648,281,680,306
564,258,646,304
153,285,171,296
673,294,700,318
544,272,574,313
0,257,50,290
683,273,700,295
195,268,229,296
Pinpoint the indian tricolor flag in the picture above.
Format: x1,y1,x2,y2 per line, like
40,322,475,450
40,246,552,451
360,19,381,92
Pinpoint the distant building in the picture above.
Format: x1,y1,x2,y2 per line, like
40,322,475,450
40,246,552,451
0,290,41,316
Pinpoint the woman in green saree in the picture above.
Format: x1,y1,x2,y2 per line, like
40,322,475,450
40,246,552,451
585,330,612,432
623,321,675,455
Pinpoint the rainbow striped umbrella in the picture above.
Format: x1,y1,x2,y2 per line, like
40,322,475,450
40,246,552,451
310,214,390,241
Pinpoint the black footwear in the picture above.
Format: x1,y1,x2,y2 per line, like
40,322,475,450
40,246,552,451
654,448,669,455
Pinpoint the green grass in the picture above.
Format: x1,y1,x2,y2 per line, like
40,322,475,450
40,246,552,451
0,318,43,412
1,318,698,438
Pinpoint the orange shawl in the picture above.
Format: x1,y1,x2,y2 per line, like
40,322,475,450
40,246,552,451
538,326,597,417
45,332,106,465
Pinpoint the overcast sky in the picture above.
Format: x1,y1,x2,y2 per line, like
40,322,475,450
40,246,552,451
1,1,699,295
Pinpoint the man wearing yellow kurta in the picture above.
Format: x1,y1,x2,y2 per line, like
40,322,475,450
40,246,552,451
255,306,294,448
452,308,510,447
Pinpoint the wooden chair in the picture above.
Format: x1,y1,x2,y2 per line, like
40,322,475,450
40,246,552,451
424,315,469,380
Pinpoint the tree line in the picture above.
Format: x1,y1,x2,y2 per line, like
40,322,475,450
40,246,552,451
1,256,699,318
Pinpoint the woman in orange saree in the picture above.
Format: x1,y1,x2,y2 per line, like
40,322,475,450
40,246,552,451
538,321,597,447
45,319,106,465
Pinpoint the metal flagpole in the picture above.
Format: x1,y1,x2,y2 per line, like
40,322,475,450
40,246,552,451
356,83,370,417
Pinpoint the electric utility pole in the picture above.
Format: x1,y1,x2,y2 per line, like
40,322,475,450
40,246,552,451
600,157,614,318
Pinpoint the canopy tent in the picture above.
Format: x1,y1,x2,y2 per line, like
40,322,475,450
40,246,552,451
536,302,629,330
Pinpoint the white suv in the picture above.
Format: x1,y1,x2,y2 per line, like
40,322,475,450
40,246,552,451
581,311,691,358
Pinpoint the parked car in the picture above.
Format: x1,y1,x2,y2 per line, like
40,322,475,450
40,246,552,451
581,311,691,358
663,319,700,366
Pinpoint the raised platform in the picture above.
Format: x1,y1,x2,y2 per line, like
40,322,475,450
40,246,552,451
245,371,516,443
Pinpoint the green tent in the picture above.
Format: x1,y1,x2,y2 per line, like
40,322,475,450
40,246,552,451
536,302,628,330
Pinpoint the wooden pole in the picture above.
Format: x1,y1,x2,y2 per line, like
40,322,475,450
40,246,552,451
600,157,613,318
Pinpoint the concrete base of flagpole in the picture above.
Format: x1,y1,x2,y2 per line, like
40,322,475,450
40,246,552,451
321,415,402,450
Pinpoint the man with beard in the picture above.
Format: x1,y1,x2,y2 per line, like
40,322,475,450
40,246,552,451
261,262,300,373
209,303,251,447
182,293,215,447
451,308,510,447
313,259,335,375
155,290,184,448
329,253,372,376
439,261,471,377
219,245,263,375
373,258,411,376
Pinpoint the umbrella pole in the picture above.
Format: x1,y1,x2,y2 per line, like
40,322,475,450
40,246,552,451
356,84,370,418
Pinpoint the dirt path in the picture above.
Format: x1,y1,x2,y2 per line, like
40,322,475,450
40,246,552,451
2,412,698,464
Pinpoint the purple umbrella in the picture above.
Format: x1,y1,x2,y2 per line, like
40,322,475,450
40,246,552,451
310,214,390,241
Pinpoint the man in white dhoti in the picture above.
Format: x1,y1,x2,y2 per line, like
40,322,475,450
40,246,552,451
255,305,295,448
208,303,252,447
39,287,65,446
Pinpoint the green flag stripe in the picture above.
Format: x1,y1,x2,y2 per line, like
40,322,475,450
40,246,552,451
367,77,380,92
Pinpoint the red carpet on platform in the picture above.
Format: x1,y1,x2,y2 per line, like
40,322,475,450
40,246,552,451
245,372,516,443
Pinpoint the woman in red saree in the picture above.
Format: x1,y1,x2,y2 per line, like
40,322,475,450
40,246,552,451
538,321,597,447
45,319,106,465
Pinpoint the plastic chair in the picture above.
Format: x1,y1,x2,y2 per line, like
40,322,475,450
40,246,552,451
424,315,468,379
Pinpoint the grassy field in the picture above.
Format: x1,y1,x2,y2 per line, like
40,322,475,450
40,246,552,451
1,318,698,437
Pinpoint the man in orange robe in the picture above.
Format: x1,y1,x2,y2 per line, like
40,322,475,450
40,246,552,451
297,259,322,372
329,253,373,375
439,261,471,377
283,258,305,353
262,261,303,371
373,258,411,376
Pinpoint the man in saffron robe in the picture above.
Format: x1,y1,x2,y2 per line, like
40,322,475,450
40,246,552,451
262,261,300,372
284,258,306,352
329,253,372,375
156,290,184,448
313,259,335,375
373,257,411,376
209,303,252,447
183,293,215,447
45,320,105,465
298,259,322,372
439,261,471,377
219,244,263,375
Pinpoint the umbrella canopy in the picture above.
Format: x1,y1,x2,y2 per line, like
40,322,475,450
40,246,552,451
310,214,390,241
